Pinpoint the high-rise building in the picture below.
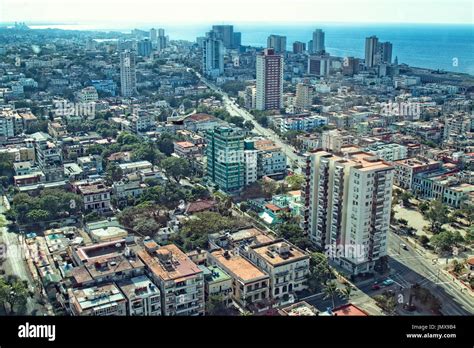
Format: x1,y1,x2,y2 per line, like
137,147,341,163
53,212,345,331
137,39,152,57
267,35,287,54
307,54,331,76
150,28,157,43
312,29,325,54
202,32,224,78
293,41,306,54
256,48,283,111
378,41,393,64
120,50,137,97
342,56,360,76
211,25,234,49
365,36,393,67
206,126,246,192
295,83,315,111
157,28,167,51
232,32,242,49
301,149,394,275
365,36,379,68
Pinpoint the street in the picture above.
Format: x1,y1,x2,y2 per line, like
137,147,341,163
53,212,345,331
194,70,305,170
386,231,473,315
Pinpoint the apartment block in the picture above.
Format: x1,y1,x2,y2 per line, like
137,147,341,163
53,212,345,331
302,149,394,275
137,242,205,316
247,239,310,303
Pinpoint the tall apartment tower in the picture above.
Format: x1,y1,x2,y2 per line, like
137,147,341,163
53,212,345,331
256,48,283,111
295,83,314,111
365,36,379,68
211,25,237,49
293,41,306,54
312,29,325,54
150,28,157,43
378,41,393,64
206,126,246,192
157,28,167,51
267,35,287,54
301,149,394,275
120,50,137,97
202,32,224,78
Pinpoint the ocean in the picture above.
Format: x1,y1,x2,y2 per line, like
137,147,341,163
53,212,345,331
28,22,474,75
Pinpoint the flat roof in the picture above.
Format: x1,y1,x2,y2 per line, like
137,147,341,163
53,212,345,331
137,244,202,282
210,249,268,283
251,240,308,266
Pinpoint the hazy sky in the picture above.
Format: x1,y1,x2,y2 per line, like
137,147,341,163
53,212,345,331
0,0,473,25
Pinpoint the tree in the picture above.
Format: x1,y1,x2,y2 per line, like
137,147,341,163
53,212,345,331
285,174,305,190
340,283,353,301
426,200,449,233
206,295,228,315
0,276,30,314
25,209,50,223
307,252,335,291
117,132,140,145
323,281,338,309
400,191,413,207
106,163,124,183
171,212,246,252
430,230,464,253
243,121,254,131
160,157,192,182
374,293,397,315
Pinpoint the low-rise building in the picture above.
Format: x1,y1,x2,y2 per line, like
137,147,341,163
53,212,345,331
117,275,162,316
247,239,310,303
137,243,205,316
68,283,127,316
208,249,270,311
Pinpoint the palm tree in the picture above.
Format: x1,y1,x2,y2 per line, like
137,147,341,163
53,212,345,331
323,281,338,309
340,283,353,301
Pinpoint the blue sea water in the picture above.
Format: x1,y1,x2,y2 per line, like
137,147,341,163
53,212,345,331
29,22,474,75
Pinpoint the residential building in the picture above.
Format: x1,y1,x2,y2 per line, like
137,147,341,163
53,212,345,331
267,35,287,54
206,126,246,192
295,83,315,111
247,239,310,303
292,41,306,54
208,249,270,311
117,275,162,316
312,29,325,54
137,243,205,316
68,283,127,316
364,142,408,162
120,50,137,97
256,48,283,111
73,181,112,214
302,149,394,275
393,157,441,189
202,32,224,78
321,130,356,153
199,265,233,307
31,132,64,182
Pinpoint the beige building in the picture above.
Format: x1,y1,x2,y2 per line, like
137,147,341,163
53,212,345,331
248,239,310,303
302,149,394,275
208,249,270,311
137,242,205,316
68,283,127,316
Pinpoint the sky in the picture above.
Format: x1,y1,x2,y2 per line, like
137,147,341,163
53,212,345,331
0,0,473,26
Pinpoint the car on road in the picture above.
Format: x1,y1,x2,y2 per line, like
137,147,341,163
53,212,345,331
382,278,395,286
401,243,409,250
371,282,381,290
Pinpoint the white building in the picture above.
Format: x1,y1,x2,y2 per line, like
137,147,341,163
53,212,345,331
202,32,224,78
117,275,162,316
302,149,394,275
248,239,310,303
364,143,408,162
120,50,137,97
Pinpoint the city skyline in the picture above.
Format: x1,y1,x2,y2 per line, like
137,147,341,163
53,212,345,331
1,0,473,25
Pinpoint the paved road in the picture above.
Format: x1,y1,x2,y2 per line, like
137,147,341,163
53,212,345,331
193,70,305,171
386,230,473,315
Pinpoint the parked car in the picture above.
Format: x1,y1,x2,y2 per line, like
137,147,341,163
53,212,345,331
382,278,395,286
371,282,381,290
